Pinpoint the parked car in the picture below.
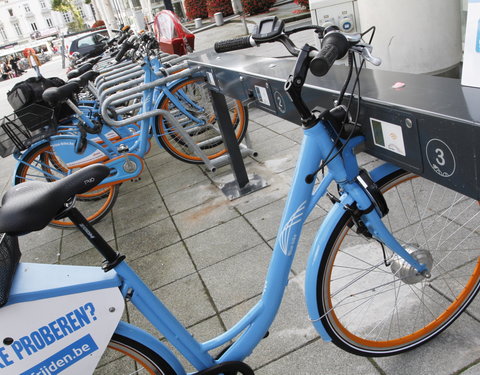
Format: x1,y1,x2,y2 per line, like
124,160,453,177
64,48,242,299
66,30,109,58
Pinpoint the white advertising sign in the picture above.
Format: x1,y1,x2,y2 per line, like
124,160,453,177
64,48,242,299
0,288,124,374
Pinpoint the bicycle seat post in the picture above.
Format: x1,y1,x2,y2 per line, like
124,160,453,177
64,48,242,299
65,206,125,271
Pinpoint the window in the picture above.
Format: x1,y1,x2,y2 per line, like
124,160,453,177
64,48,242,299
8,9,13,17
63,12,71,23
46,18,53,27
0,27,7,41
24,3,31,12
31,22,37,31
13,23,21,36
39,0,46,8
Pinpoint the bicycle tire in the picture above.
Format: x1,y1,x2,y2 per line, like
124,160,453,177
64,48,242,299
315,168,480,356
94,333,177,374
14,142,119,229
155,77,248,164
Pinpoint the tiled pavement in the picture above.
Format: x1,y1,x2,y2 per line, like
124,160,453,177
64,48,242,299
5,106,480,375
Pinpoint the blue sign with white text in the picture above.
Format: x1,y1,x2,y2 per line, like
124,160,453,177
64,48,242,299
20,334,98,375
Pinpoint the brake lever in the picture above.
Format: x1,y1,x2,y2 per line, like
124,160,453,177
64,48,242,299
351,44,382,66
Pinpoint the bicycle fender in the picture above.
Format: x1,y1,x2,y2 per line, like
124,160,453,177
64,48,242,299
114,321,186,375
304,162,403,341
12,139,51,185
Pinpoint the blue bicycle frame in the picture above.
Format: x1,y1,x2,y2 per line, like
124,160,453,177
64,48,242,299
97,116,424,372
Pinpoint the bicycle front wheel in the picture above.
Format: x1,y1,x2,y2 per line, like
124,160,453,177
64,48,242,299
14,142,119,229
155,77,248,164
316,169,480,356
94,334,177,374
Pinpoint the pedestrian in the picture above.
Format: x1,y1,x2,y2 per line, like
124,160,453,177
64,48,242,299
9,56,22,76
27,49,42,77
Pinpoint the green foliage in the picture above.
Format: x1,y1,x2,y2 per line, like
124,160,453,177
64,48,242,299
184,0,208,19
51,0,86,30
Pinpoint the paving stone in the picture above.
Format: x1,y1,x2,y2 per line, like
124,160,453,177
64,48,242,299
163,180,220,215
265,119,300,134
129,241,196,289
117,217,181,260
256,340,378,375
19,225,63,252
155,165,208,197
21,238,60,264
112,183,169,237
374,314,480,375
128,273,217,339
220,272,317,370
185,216,264,269
199,243,272,311
173,196,239,238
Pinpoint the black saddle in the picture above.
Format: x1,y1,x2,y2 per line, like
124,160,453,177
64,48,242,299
0,164,110,234
81,55,102,66
69,70,100,88
42,81,80,105
66,62,93,80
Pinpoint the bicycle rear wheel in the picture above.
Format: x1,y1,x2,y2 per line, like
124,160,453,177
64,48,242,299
94,334,177,374
14,142,118,229
155,77,248,164
315,169,480,356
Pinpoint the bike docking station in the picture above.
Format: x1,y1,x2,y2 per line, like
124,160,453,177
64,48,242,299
187,51,480,200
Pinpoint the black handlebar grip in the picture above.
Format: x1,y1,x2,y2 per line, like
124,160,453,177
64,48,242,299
310,44,339,77
115,41,132,62
214,36,254,53
310,32,350,77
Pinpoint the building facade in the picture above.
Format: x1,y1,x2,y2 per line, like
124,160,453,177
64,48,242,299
0,0,96,49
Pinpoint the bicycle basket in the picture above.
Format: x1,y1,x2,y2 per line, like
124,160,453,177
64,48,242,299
0,233,21,307
0,104,57,158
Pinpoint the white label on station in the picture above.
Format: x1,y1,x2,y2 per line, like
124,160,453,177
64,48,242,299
254,85,270,106
370,118,406,156
206,71,215,86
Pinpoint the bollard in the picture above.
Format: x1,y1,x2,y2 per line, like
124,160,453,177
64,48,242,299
214,12,224,26
194,18,203,28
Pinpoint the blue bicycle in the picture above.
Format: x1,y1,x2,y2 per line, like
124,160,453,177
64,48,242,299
8,43,248,228
0,18,478,374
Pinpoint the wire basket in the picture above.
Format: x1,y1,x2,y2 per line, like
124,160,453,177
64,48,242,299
0,104,57,158
0,233,20,307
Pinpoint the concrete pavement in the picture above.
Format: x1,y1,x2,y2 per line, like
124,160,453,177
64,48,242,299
1,3,480,374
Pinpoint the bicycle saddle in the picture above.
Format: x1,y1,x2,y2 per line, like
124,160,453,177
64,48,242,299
42,81,80,105
0,164,110,234
66,62,93,80
69,70,100,88
82,55,102,66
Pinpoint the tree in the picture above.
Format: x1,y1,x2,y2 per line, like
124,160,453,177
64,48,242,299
51,0,86,31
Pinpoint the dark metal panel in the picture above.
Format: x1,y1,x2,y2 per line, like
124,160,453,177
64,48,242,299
187,52,480,199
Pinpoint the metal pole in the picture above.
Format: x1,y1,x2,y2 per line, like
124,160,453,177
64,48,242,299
209,90,249,189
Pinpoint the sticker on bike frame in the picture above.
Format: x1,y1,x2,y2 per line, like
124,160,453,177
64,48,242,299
279,201,306,257
254,85,271,106
370,118,406,156
425,138,456,178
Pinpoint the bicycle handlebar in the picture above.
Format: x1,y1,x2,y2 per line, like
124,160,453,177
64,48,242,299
214,36,256,53
310,31,350,77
